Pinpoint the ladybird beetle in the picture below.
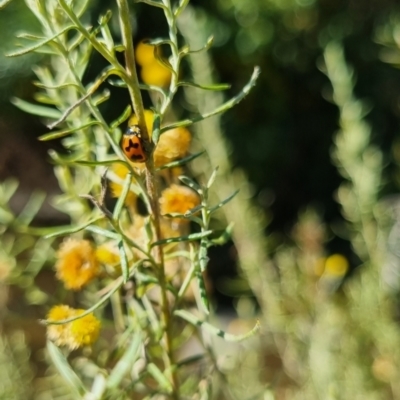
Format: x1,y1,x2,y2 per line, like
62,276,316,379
121,125,147,162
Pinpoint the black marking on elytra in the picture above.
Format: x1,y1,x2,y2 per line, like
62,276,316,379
125,139,140,152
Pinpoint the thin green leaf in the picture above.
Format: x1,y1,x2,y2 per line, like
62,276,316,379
147,363,173,394
47,67,117,129
118,240,129,283
0,208,13,225
189,36,214,54
156,151,205,171
17,32,44,40
113,172,132,220
151,230,212,247
46,341,86,396
0,178,19,203
15,191,46,226
38,121,101,141
174,0,189,17
107,333,142,389
44,217,104,238
207,167,219,189
178,175,201,192
210,222,234,245
6,25,75,57
33,81,80,91
199,240,209,272
152,111,161,145
177,81,230,91
174,310,261,342
75,159,126,167
11,97,62,119
161,66,261,132
143,37,174,48
209,189,239,213
110,105,132,129
84,225,120,240
114,44,125,52
195,266,209,314
99,10,114,51
107,79,126,88
135,0,167,10
163,212,203,226
93,89,110,105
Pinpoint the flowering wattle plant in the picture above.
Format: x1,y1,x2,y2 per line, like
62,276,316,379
3,0,260,397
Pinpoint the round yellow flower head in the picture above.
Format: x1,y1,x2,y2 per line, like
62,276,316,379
55,238,99,290
95,243,120,266
160,184,200,222
324,254,349,277
154,127,191,167
140,61,172,87
46,305,101,350
135,40,172,87
135,41,156,66
46,305,74,346
68,310,101,350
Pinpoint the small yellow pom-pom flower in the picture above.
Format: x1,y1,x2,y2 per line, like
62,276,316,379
135,41,172,88
96,243,120,266
324,254,349,277
46,305,101,350
46,305,74,346
154,127,191,167
135,41,156,66
68,310,101,350
55,238,99,290
160,184,200,222
140,61,172,87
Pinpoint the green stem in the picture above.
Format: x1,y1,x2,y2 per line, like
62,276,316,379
117,1,179,398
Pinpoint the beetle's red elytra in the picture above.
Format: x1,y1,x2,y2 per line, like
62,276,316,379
121,125,147,162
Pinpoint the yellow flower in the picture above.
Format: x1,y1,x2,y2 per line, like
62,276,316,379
160,184,200,222
109,163,137,206
135,41,156,66
96,243,120,266
69,310,101,350
46,305,101,350
135,40,172,87
55,238,99,290
324,254,349,277
46,305,74,346
154,127,191,167
140,61,172,87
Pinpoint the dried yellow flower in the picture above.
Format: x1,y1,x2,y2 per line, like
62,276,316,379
154,127,191,167
55,239,99,290
160,184,200,222
95,243,120,266
46,305,101,350
46,305,74,346
68,310,101,350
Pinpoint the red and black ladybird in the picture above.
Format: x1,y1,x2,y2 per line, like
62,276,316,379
121,124,147,162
